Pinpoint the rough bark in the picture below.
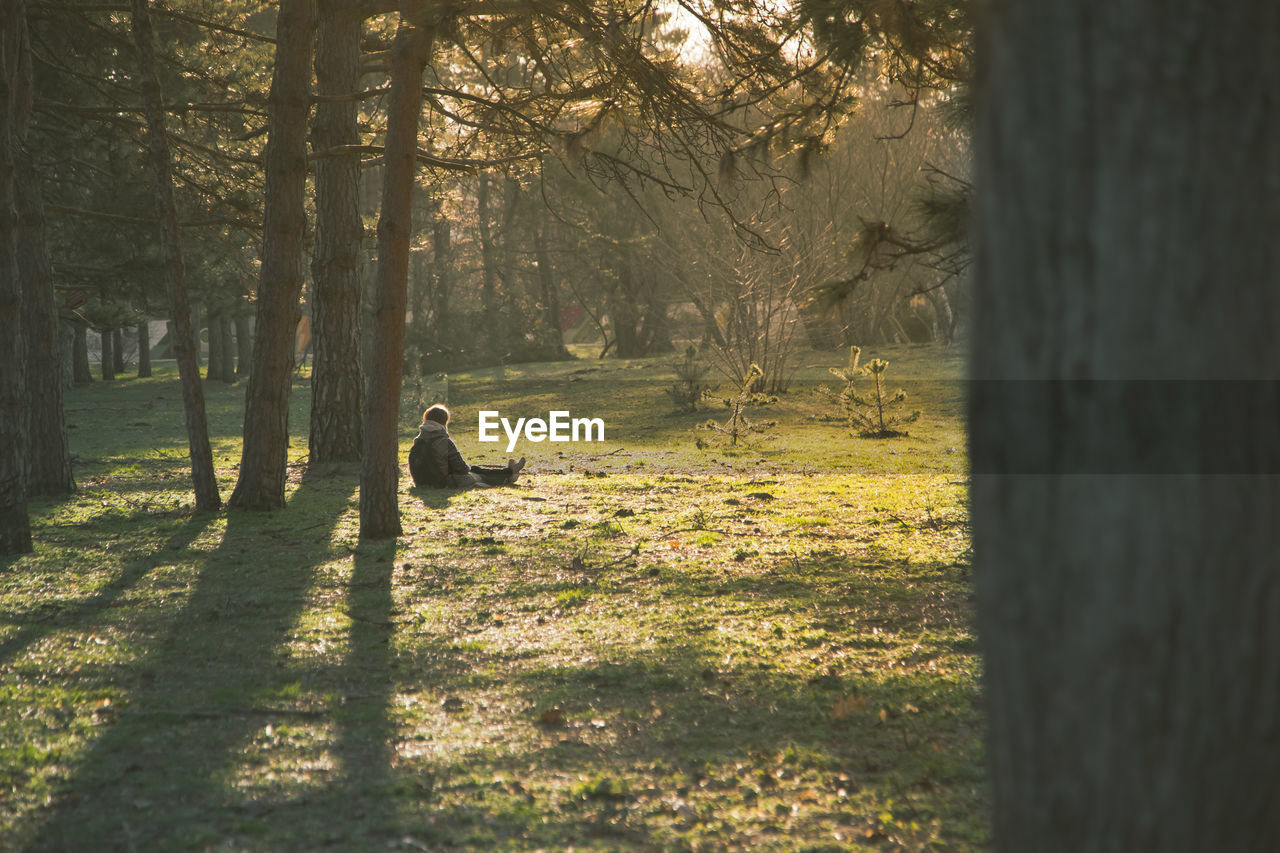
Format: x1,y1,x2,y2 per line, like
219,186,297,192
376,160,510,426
971,3,1280,851
13,6,73,497
228,0,316,510
130,0,220,511
308,0,364,465
359,11,431,540
0,0,32,554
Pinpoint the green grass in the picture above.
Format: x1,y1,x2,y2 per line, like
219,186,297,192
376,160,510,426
1,344,984,851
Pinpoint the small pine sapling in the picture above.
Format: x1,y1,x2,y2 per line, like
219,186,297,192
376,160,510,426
700,363,776,446
820,346,921,438
666,345,712,413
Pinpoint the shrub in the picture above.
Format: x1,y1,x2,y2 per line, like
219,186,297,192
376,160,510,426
699,363,776,447
820,346,920,438
665,345,713,413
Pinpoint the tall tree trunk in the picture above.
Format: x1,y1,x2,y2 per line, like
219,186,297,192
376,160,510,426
971,3,1280,851
234,310,251,377
533,219,568,359
308,0,364,465
13,6,72,497
218,314,235,382
99,328,115,381
228,0,317,510
130,0,220,511
60,322,74,388
136,322,151,377
498,175,522,347
72,323,91,383
111,327,124,374
206,308,223,381
359,11,431,540
476,171,500,356
0,0,32,554
190,302,202,367
429,204,453,351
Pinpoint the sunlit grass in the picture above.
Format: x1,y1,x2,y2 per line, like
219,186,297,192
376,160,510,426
1,345,984,851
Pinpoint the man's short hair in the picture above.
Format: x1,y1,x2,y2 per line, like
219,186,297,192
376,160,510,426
423,404,451,426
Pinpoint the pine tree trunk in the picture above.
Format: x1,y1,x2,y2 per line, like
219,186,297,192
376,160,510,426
100,328,115,381
429,206,453,351
218,314,234,382
971,3,1280,850
72,323,91,383
0,0,32,554
60,322,74,388
308,0,364,465
206,309,223,381
111,327,124,374
228,0,317,510
234,311,251,377
359,13,431,540
136,322,151,377
534,220,568,359
476,171,500,357
129,0,220,511
13,7,73,497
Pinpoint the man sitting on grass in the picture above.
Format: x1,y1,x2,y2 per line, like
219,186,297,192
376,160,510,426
409,404,525,489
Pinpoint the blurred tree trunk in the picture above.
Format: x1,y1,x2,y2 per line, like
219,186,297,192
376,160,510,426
428,204,453,353
971,2,1280,850
60,323,74,388
228,0,316,510
206,311,224,381
359,11,431,540
234,310,251,377
0,0,32,554
111,327,124,374
533,220,568,359
308,0,364,465
72,324,91,383
99,327,115,381
129,0,220,511
13,4,73,497
476,171,499,356
218,315,235,382
136,322,151,377
498,175,523,350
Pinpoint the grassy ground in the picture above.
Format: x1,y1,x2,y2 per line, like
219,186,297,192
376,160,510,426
1,344,984,851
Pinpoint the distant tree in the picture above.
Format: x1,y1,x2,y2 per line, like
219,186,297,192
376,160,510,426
971,2,1280,850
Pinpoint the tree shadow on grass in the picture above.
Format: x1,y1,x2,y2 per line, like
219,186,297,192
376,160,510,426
21,472,366,851
0,513,215,670
360,548,983,849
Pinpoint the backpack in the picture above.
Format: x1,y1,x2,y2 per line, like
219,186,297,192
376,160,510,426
408,432,450,488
